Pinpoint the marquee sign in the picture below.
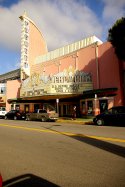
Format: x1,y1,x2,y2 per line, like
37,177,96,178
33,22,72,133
20,66,93,97
20,14,30,76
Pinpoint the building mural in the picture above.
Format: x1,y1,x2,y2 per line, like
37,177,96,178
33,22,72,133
20,66,93,97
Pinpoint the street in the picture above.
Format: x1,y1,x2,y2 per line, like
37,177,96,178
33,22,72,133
0,119,125,187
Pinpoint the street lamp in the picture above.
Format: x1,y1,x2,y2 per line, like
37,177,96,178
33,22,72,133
56,98,59,115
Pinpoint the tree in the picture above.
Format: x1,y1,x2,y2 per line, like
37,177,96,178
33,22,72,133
108,17,125,105
108,17,125,61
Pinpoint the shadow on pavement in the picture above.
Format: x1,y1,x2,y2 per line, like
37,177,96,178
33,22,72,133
71,134,125,158
42,125,125,159
3,173,59,187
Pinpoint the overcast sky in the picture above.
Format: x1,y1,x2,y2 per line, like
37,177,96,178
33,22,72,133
0,0,125,74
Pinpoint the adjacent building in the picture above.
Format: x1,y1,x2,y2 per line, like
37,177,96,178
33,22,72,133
0,69,20,110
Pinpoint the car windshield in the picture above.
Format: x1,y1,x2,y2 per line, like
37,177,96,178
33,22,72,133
106,107,125,114
107,108,113,114
0,107,6,111
8,110,16,114
105,108,116,114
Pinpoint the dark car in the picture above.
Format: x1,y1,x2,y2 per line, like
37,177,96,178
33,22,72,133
5,110,26,120
93,106,125,126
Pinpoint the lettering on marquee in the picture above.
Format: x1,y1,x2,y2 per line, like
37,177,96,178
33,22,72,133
20,67,93,97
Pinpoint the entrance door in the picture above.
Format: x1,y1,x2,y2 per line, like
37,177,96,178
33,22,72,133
87,100,93,115
99,100,108,113
34,104,40,111
24,105,29,113
63,105,67,116
63,104,72,117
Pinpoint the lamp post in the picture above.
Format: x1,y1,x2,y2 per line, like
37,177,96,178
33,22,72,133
56,98,59,115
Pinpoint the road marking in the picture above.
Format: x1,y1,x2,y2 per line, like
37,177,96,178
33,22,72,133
0,124,125,143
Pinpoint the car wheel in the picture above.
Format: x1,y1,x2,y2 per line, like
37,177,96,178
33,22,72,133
26,116,30,121
41,117,47,122
4,116,7,120
14,116,17,120
96,119,104,126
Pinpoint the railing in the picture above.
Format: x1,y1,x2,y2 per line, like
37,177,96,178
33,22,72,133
35,36,102,64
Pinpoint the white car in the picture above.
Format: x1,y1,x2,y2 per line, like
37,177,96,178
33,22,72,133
0,107,7,118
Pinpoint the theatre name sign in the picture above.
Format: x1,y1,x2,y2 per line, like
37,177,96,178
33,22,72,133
20,68,93,97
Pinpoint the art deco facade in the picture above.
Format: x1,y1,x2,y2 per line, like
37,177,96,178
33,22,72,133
1,12,125,117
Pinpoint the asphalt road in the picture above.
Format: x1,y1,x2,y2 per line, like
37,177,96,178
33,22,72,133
0,119,125,187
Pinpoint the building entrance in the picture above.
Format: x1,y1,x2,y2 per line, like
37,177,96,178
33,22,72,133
99,100,108,113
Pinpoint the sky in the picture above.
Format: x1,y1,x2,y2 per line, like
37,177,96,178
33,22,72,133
0,0,125,75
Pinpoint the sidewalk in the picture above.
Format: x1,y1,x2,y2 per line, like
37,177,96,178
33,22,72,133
57,117,94,125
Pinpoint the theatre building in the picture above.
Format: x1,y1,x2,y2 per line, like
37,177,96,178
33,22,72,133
5,12,125,117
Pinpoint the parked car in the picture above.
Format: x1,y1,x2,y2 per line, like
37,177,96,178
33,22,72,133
5,110,26,120
0,107,7,118
93,106,125,126
26,109,59,122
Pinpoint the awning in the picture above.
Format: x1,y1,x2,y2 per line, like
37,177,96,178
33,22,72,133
83,87,118,98
7,98,23,103
7,94,83,103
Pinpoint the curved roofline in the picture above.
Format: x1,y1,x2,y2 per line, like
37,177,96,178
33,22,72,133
19,13,48,51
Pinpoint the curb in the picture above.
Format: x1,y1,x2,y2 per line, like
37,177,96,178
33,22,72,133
57,118,94,125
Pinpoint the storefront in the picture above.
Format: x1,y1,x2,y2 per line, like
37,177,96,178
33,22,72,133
9,68,93,117
81,88,118,116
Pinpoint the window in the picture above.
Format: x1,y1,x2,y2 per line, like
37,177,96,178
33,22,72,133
0,87,6,94
0,107,6,111
63,105,66,116
87,100,93,115
116,107,125,113
25,105,29,113
39,110,47,113
34,104,40,111
82,101,86,115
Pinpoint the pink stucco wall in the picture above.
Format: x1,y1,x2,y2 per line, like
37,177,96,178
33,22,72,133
98,42,123,105
28,22,48,69
23,41,124,107
6,80,21,111
77,44,98,89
